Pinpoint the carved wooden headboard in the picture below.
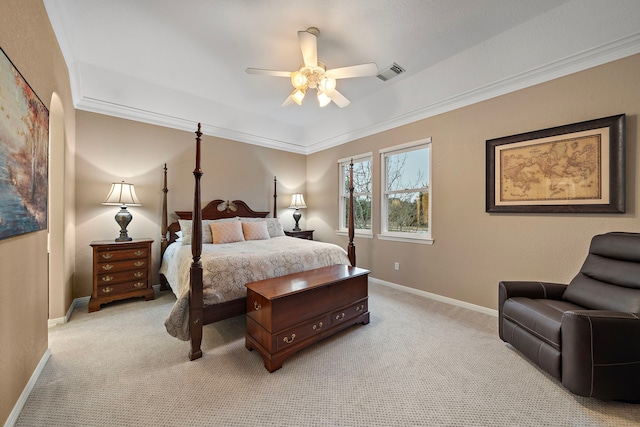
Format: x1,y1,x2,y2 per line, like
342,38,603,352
166,199,270,244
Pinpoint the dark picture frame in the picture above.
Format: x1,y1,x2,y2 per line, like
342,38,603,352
486,114,625,213
0,47,50,240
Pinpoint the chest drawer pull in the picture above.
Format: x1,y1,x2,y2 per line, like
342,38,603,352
355,304,365,312
335,313,345,321
134,250,144,256
133,282,145,289
101,276,114,282
253,300,262,311
134,261,145,267
101,287,113,294
313,322,323,331
133,271,144,278
101,264,114,271
283,334,296,344
101,253,113,260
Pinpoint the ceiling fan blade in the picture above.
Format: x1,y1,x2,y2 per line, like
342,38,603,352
281,96,295,107
326,63,378,79
245,68,292,78
329,89,350,108
298,30,318,67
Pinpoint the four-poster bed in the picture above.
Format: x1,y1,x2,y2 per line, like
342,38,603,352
160,123,361,361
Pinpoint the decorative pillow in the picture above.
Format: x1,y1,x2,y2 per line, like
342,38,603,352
175,230,183,242
266,218,285,237
241,221,270,241
210,220,245,244
179,218,237,245
238,217,285,238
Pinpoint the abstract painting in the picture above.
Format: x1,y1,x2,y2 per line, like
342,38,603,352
0,47,49,240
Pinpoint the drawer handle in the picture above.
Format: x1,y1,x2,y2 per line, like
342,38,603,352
102,264,114,271
101,287,113,294
134,250,144,256
313,322,323,331
102,276,114,282
133,282,145,289
355,304,365,312
101,253,113,260
134,261,145,267
133,272,144,278
283,334,296,344
335,313,345,321
253,301,261,311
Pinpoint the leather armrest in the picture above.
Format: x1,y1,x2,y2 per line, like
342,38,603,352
562,310,640,399
498,281,567,312
498,281,567,341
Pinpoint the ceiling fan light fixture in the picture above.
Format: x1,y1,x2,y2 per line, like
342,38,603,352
291,88,306,105
317,90,331,107
319,76,336,93
291,71,308,89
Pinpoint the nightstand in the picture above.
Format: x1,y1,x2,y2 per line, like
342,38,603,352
284,229,314,240
89,238,154,312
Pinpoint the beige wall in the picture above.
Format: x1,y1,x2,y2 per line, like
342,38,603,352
0,0,75,424
308,54,640,311
74,113,307,297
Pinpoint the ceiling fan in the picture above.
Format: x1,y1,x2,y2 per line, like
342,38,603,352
246,27,378,108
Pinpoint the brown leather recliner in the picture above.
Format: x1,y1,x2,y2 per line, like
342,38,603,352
498,232,640,400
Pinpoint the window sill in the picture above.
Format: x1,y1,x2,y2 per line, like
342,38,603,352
335,230,374,239
377,233,434,245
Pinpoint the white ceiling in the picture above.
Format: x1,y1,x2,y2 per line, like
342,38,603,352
44,0,640,154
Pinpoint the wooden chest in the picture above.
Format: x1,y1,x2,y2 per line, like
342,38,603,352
245,264,370,372
89,239,154,312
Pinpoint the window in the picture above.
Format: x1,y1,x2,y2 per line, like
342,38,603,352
380,138,432,243
338,153,372,235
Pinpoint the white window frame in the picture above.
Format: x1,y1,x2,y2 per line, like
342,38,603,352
337,152,373,238
379,138,433,244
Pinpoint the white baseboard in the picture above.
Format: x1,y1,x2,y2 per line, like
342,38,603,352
4,348,51,427
369,276,498,317
48,296,90,328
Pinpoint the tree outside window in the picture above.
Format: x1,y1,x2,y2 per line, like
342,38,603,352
381,140,431,240
339,155,372,233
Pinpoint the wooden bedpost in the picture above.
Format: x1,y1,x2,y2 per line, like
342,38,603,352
273,176,277,218
348,159,356,267
161,163,168,256
189,124,204,361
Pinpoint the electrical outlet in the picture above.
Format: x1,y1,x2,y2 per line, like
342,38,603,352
394,262,400,271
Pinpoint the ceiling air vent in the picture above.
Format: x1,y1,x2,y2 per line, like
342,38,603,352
377,63,405,81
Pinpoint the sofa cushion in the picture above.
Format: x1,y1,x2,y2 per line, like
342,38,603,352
502,297,584,350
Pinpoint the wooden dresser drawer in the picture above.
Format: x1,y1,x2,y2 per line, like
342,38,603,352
276,315,328,351
331,298,367,327
96,246,148,262
89,239,154,312
97,269,148,285
97,258,148,273
97,280,148,297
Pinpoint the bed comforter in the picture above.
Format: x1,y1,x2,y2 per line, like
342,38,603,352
160,236,350,340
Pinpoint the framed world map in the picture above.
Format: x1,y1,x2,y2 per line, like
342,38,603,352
486,114,625,213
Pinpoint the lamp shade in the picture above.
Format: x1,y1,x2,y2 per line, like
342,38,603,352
288,193,307,209
102,181,142,206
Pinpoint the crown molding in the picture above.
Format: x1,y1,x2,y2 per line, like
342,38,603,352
305,32,640,154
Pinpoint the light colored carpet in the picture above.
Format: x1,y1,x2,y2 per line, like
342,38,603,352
16,283,640,426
